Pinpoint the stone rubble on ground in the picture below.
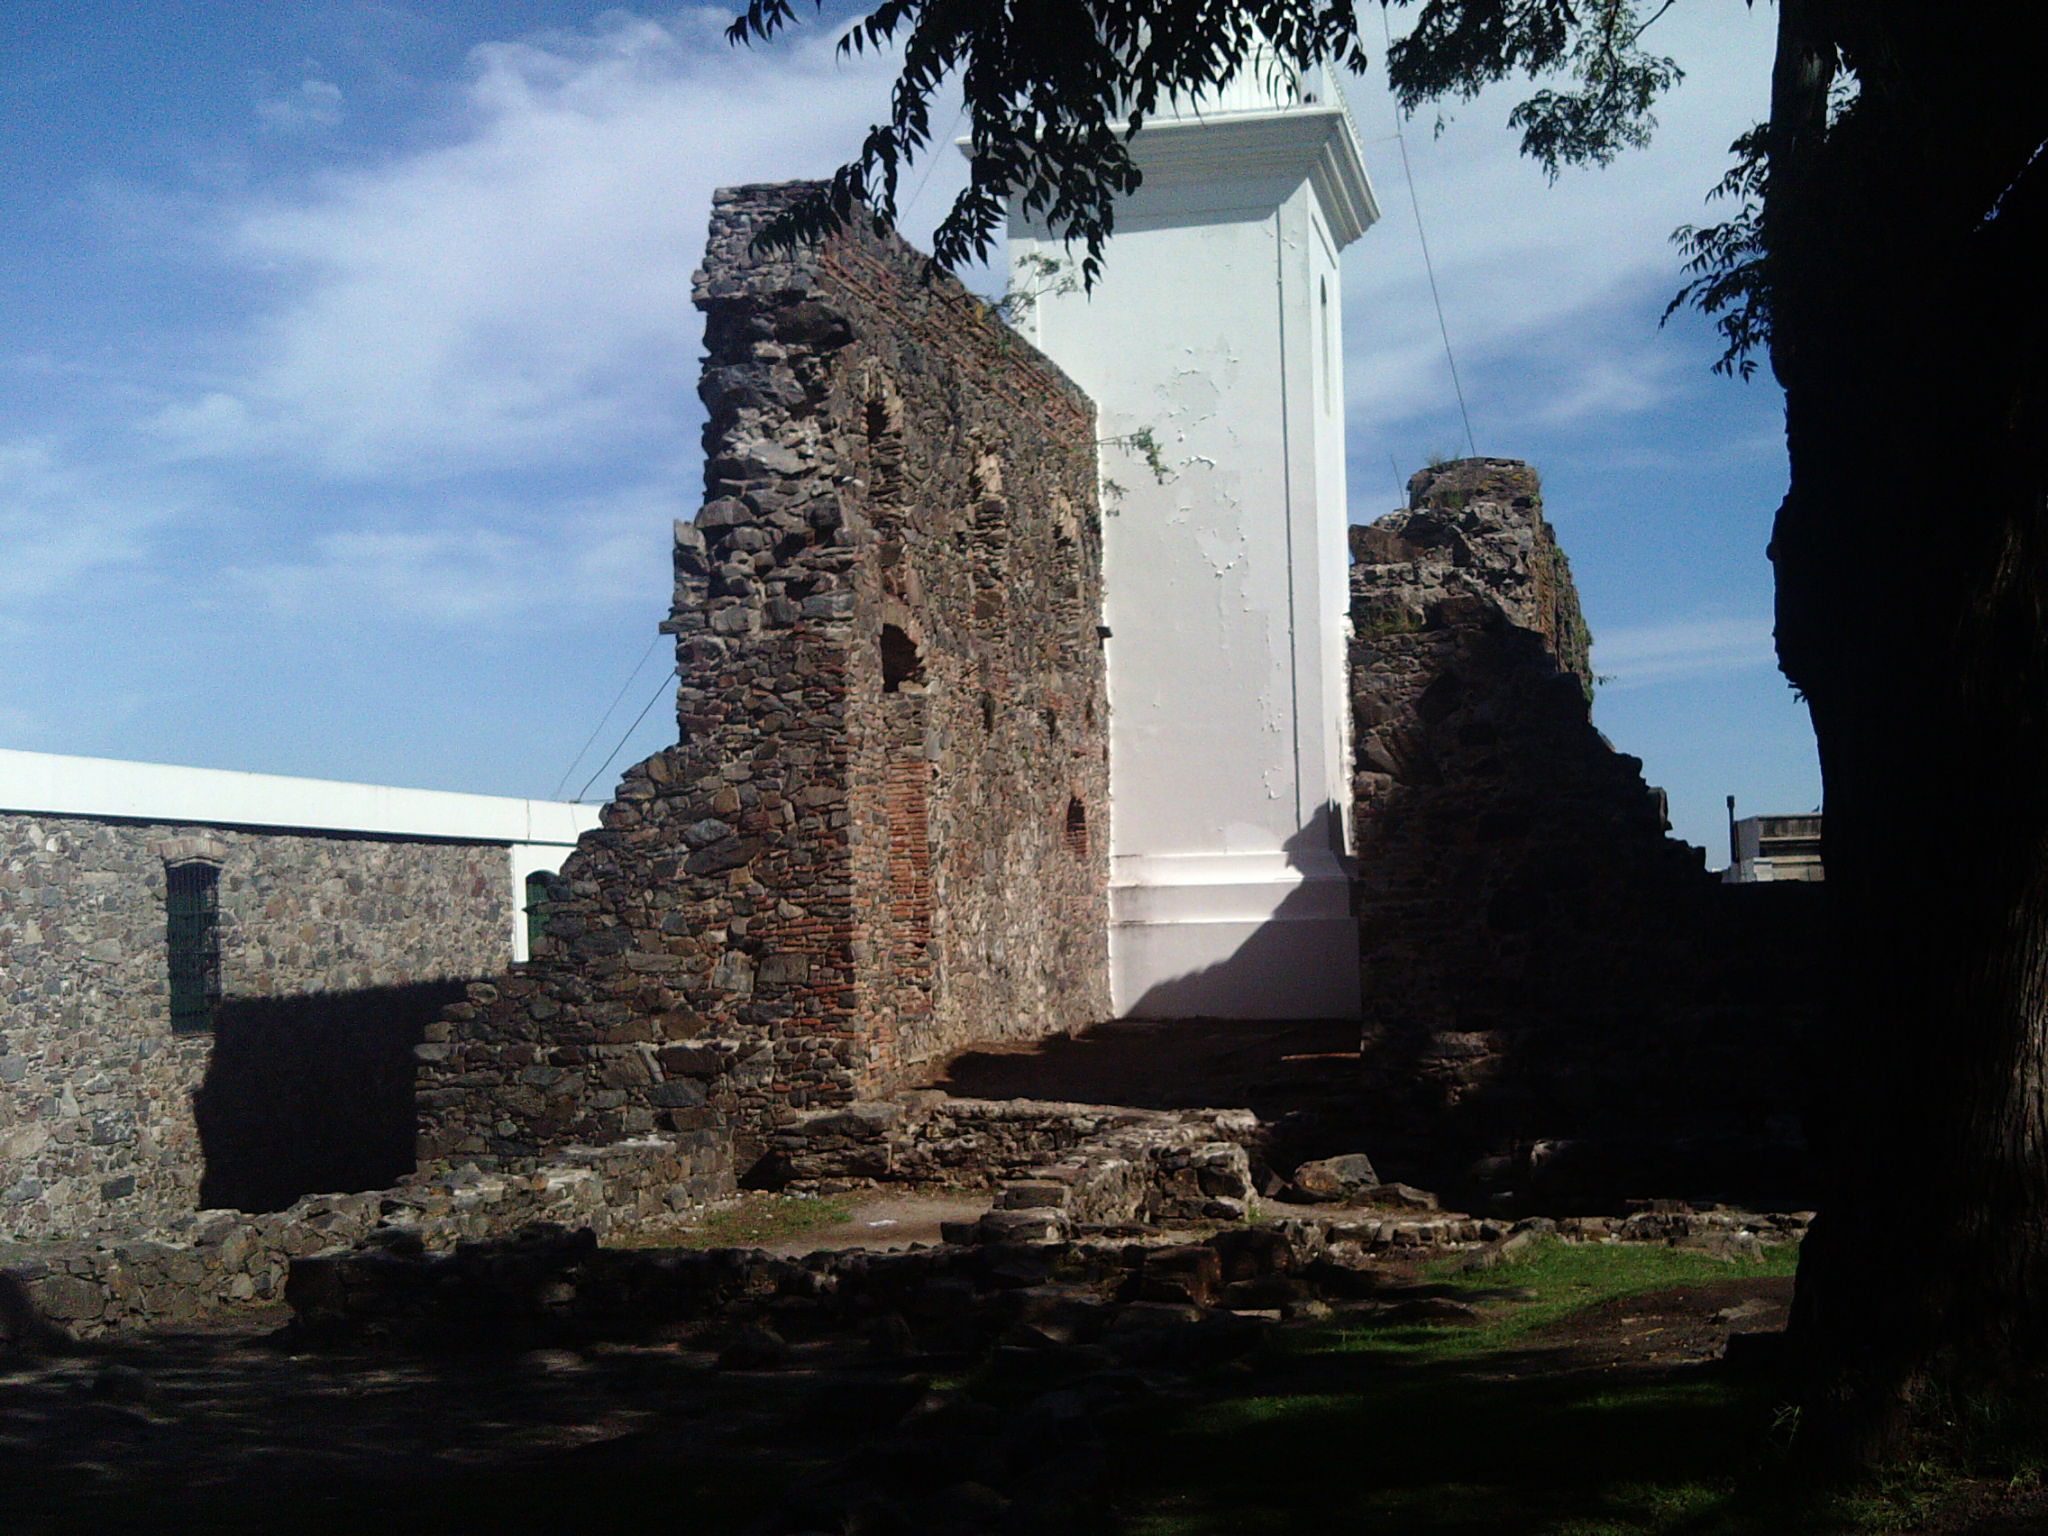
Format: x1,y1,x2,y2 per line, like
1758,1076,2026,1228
273,1202,1805,1536
769,1094,1260,1228
0,1130,731,1339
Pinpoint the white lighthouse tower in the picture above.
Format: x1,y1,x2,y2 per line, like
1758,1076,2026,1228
1006,57,1378,1019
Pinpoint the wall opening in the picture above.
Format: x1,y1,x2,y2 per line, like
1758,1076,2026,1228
165,860,222,1034
881,623,925,693
524,870,551,957
1065,797,1089,858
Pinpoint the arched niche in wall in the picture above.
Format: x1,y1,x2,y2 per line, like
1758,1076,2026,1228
863,371,906,511
881,623,925,693
879,592,927,695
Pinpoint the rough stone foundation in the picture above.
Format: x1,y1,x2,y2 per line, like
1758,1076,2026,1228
283,1203,1809,1355
762,1094,1260,1229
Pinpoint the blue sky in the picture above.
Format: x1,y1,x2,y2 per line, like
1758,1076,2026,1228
0,1,1814,860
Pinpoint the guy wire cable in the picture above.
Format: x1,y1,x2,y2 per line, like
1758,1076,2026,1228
1379,7,1478,459
575,664,681,804
551,629,665,800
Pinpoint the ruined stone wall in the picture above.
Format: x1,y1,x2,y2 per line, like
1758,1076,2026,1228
1349,460,1820,1203
1,1130,730,1338
420,184,1111,1170
0,815,507,1241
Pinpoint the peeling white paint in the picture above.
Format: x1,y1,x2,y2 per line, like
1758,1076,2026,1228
1194,527,1243,575
1010,73,1377,1019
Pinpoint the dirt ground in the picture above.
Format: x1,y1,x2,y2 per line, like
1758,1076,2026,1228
753,1191,990,1256
1485,1273,1794,1377
19,1260,2042,1536
0,1255,1799,1536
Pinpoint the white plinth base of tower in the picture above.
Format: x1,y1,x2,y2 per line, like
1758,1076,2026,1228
1110,851,1361,1018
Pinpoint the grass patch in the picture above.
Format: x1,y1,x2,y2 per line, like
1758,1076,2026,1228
671,1192,854,1250
1403,1239,1803,1358
1102,1238,2024,1536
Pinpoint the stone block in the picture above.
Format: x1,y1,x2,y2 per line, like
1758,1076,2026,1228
1289,1153,1381,1203
1134,1245,1223,1308
996,1180,1072,1211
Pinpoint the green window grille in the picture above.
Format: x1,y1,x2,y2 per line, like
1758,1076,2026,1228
166,861,221,1033
524,871,551,956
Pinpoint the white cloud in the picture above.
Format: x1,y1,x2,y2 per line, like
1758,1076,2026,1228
162,11,941,481
1593,613,1778,688
12,9,983,686
143,391,259,456
0,439,184,609
1524,353,1684,427
257,79,346,132
1343,0,1777,440
226,472,690,627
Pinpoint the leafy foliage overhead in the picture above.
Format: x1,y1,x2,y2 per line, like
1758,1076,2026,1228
728,0,1687,282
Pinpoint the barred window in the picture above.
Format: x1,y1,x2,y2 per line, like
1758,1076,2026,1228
166,861,222,1034
524,870,552,956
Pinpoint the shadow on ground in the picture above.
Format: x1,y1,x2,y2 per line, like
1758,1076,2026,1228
1114,1351,1794,1535
1103,1274,2047,1536
1,1328,852,1536
5,1259,2041,1536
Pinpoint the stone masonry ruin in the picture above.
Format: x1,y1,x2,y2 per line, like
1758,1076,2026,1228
0,187,1822,1341
418,185,1112,1175
1347,459,1820,1203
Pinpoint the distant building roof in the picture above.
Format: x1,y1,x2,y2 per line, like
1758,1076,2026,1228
0,747,599,848
1725,812,1823,883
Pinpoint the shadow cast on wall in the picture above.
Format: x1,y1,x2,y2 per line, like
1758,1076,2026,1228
1350,559,1825,1210
1122,805,1356,1021
194,979,477,1213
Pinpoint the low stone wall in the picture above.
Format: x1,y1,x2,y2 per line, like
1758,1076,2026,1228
0,1131,732,1340
0,812,513,1242
764,1094,1258,1220
283,1200,1806,1355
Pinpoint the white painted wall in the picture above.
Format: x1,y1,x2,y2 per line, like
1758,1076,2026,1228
0,748,600,962
1007,71,1377,1018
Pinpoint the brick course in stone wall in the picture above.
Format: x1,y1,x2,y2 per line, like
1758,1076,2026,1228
0,815,509,1241
420,184,1111,1172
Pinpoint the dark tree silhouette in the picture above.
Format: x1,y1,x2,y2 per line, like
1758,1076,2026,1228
732,0,2048,1465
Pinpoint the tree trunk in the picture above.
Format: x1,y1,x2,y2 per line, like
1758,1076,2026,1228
1770,0,2048,1466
